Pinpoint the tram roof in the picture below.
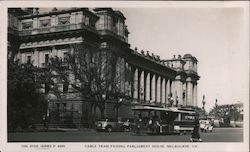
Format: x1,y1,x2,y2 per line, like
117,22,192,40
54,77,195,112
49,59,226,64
132,105,172,111
132,105,195,114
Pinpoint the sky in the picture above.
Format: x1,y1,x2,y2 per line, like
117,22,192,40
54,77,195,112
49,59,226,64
37,5,249,111
118,7,249,111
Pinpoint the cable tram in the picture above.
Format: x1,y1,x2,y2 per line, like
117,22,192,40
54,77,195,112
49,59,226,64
132,104,196,135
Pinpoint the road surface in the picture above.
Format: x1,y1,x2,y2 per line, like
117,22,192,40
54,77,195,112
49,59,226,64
8,128,243,142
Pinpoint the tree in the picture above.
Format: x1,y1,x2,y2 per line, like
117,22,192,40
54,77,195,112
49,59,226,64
209,104,242,125
36,56,70,126
66,43,128,126
8,59,47,131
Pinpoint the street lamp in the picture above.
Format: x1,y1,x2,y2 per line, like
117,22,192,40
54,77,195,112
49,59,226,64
202,94,206,111
176,96,179,107
215,98,218,119
47,99,50,117
116,98,123,120
168,93,173,107
102,94,106,100
182,90,186,105
140,88,144,103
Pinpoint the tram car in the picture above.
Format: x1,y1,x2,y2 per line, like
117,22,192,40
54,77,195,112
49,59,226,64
132,104,196,135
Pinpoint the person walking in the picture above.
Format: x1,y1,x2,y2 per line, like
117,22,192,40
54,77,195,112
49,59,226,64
135,113,142,134
190,115,202,142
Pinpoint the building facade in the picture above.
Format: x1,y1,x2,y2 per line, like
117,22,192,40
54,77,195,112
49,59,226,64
8,8,199,126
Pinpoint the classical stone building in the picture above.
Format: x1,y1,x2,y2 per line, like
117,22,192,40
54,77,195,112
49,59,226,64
8,8,199,126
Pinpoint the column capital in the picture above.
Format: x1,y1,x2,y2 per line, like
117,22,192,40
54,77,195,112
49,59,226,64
175,75,182,80
186,77,192,82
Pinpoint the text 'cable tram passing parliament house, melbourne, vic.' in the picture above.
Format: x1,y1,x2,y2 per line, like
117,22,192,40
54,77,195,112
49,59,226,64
8,8,200,126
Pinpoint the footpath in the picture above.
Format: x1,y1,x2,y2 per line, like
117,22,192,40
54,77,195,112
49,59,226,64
48,127,95,132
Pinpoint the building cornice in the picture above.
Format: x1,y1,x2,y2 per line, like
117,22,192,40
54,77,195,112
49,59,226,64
127,50,177,79
18,8,98,20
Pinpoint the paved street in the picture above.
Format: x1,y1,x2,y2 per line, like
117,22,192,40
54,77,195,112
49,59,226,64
8,128,243,142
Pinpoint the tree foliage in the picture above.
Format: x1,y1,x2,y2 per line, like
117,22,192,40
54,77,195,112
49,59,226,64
36,56,69,99
209,104,243,122
8,59,47,131
67,43,129,119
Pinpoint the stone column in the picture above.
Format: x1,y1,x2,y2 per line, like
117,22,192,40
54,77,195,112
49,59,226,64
120,58,125,93
51,15,57,26
52,46,57,57
151,74,155,103
33,48,39,67
156,76,161,103
161,78,166,106
15,52,21,62
186,77,193,106
182,82,187,106
21,53,25,63
175,75,183,106
165,79,168,107
171,80,175,101
70,12,77,24
139,70,144,102
145,72,150,102
133,68,138,100
33,17,38,29
166,79,170,98
125,63,130,96
116,57,121,91
193,83,198,106
170,80,173,95
128,64,132,97
38,51,42,67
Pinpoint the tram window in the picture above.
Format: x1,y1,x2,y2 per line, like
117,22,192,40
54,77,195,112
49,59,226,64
182,114,195,120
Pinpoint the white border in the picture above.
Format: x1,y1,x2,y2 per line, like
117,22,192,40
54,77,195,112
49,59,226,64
0,1,249,152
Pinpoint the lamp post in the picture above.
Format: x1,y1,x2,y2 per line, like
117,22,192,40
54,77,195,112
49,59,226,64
43,99,50,130
182,90,186,105
202,94,206,111
47,99,50,117
176,96,179,107
102,94,106,101
168,93,173,107
140,88,144,104
101,93,106,119
116,98,123,120
215,98,218,119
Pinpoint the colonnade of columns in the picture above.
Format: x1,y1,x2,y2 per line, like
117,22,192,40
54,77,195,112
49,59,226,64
131,66,198,107
131,67,173,107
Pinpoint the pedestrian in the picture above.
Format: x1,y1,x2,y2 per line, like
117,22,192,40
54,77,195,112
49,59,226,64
135,113,142,134
190,115,202,142
43,115,49,131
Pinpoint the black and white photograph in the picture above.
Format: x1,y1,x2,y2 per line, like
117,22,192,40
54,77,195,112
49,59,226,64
1,1,249,152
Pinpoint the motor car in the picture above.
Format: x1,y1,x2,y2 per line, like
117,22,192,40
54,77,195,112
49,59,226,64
95,118,123,132
199,119,213,132
121,118,135,131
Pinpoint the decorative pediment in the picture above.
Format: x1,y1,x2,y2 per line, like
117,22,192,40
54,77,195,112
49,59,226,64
40,19,51,27
58,16,70,25
22,22,33,29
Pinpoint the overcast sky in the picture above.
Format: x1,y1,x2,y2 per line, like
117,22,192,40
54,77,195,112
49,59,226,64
118,7,248,111
39,5,249,111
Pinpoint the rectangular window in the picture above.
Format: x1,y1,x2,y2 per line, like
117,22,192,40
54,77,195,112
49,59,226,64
45,54,49,64
45,83,50,93
27,55,31,64
63,103,67,111
112,18,116,27
91,57,95,63
63,83,69,93
63,52,68,61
